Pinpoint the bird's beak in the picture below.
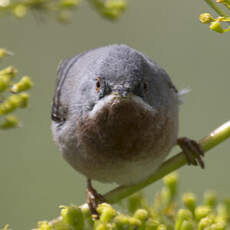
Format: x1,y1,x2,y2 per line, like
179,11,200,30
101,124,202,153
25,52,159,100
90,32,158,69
111,90,132,98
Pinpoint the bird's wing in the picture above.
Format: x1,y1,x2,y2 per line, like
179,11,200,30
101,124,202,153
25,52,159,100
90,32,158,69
51,52,87,124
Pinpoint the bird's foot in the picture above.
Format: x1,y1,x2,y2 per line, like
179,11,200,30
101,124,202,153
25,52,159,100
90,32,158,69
177,137,205,169
86,179,106,218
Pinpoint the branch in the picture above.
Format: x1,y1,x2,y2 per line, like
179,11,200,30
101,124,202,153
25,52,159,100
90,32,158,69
204,0,228,17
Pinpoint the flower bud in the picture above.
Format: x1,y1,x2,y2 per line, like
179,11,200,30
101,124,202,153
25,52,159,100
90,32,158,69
145,219,159,230
97,203,116,223
0,98,18,115
134,209,148,222
157,224,167,230
11,76,33,93
182,193,196,213
128,217,142,229
114,215,129,230
0,49,8,59
210,21,224,33
0,66,17,79
81,204,94,227
195,206,212,221
95,222,111,230
210,222,226,230
60,205,84,229
0,115,19,129
199,13,214,24
198,216,213,230
127,193,144,213
58,0,79,8
13,4,27,18
0,75,11,92
181,220,194,230
105,0,126,10
217,203,228,221
204,191,217,208
163,173,178,198
18,93,29,108
37,221,52,230
175,209,193,230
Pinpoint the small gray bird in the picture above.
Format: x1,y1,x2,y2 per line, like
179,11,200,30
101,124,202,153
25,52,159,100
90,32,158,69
51,44,204,214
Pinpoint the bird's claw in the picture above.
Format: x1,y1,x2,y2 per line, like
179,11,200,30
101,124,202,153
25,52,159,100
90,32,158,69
86,179,106,218
177,137,205,169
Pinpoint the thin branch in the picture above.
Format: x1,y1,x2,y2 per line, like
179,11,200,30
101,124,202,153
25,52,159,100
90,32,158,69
204,0,228,17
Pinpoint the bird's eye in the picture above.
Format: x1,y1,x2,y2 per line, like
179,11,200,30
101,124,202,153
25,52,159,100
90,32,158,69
143,82,148,91
96,77,101,92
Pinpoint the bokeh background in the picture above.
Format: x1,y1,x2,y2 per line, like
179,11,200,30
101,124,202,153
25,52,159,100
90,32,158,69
0,1,229,229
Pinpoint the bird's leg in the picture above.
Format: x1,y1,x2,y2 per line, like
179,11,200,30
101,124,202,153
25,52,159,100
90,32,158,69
177,137,205,169
86,178,106,217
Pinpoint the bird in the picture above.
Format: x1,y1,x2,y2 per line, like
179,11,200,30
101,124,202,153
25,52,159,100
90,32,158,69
51,44,204,215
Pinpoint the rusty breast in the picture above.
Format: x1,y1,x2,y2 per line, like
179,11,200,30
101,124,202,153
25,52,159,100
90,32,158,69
78,97,168,163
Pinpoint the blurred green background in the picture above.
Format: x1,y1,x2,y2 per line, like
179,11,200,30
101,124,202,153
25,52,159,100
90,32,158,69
0,0,229,229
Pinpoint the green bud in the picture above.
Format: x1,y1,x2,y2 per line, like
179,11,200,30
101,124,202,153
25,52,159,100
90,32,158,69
11,76,33,93
95,222,112,230
177,209,193,220
175,209,193,230
210,21,224,33
37,221,52,230
127,193,144,213
114,215,130,230
0,49,8,59
212,222,226,230
0,115,19,129
18,93,29,108
160,187,171,205
195,206,212,221
51,220,70,230
0,100,16,115
199,13,214,24
198,217,213,230
105,0,126,10
128,217,142,229
8,95,22,107
13,4,27,18
58,0,79,8
134,209,148,222
0,224,10,230
180,220,194,230
101,8,120,20
217,204,228,221
157,224,167,230
204,191,217,208
182,193,196,213
0,75,11,92
163,173,178,198
60,205,84,229
0,66,17,78
97,203,116,223
145,219,159,230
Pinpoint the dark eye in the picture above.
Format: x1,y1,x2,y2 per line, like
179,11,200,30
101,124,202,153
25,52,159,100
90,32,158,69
96,77,101,92
143,82,148,91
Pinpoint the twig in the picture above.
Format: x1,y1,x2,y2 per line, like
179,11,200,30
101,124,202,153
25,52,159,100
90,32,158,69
204,0,228,17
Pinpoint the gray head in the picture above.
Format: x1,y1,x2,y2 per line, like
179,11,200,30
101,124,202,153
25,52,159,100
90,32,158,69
51,44,177,125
